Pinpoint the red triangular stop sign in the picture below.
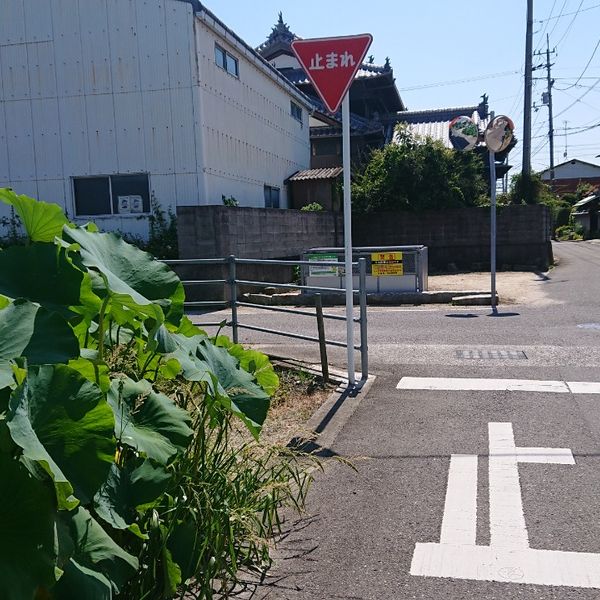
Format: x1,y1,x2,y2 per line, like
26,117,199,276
291,34,373,113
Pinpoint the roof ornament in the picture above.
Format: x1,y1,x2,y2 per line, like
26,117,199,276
384,57,391,71
257,11,297,55
367,54,375,64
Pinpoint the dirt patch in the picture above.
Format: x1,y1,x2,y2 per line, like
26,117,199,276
259,366,336,446
428,270,560,306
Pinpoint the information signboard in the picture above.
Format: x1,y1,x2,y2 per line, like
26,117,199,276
307,253,339,277
371,251,403,276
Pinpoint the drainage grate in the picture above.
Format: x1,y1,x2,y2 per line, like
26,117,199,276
456,349,528,360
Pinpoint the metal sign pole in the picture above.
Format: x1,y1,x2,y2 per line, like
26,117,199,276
489,150,497,313
342,92,355,386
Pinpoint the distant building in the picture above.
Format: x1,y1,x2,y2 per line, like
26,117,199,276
540,159,600,195
0,0,312,238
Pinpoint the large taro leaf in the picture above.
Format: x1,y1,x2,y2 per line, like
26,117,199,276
0,452,57,600
164,332,270,438
0,188,69,242
94,460,171,532
215,336,279,396
55,506,138,596
108,377,192,465
0,243,86,314
7,365,115,508
0,299,79,366
196,338,271,435
63,226,185,327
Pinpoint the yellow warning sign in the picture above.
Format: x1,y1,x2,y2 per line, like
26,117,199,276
371,252,404,276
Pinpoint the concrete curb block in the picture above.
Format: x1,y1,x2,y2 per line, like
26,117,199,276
303,375,376,454
244,290,491,306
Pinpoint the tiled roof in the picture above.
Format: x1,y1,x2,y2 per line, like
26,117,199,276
288,167,343,181
310,97,383,136
394,101,489,149
282,63,391,86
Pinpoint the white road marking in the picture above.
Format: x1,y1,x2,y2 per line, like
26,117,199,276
567,381,600,394
397,377,600,394
516,447,575,464
440,455,478,545
488,423,529,548
411,422,600,588
397,377,569,393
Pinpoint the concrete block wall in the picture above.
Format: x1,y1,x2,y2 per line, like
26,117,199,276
175,205,343,300
174,204,553,301
177,205,343,259
352,205,553,271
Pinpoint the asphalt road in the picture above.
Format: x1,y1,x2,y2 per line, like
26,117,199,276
196,241,600,599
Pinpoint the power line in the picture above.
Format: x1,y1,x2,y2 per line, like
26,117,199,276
554,0,584,46
554,77,600,118
400,70,520,91
534,0,557,53
537,2,600,21
548,0,568,37
559,37,600,90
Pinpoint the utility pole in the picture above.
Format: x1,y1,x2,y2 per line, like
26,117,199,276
522,0,534,175
534,35,556,185
546,33,556,183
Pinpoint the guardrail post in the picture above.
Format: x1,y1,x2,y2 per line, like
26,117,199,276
228,255,238,343
314,294,329,384
358,257,368,382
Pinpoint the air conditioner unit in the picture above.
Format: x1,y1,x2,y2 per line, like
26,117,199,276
129,195,143,213
118,196,131,213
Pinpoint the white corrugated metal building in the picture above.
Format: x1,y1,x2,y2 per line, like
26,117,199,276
0,0,311,237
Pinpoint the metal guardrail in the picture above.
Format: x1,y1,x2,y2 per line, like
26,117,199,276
164,255,368,387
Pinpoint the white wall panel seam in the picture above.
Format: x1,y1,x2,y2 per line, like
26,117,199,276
49,1,67,193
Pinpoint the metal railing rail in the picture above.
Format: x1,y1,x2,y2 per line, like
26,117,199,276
164,255,369,387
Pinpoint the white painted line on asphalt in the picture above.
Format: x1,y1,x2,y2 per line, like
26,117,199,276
567,381,600,394
516,447,575,464
397,377,569,393
488,423,529,549
440,454,478,545
410,422,600,588
411,543,600,588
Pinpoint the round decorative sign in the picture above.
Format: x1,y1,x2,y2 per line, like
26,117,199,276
449,116,479,151
484,115,514,153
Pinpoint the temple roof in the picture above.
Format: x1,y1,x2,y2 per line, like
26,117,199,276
256,13,299,59
310,97,384,137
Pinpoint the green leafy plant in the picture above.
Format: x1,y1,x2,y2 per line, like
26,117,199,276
352,124,487,213
222,195,239,207
555,223,584,241
300,202,324,212
0,189,313,599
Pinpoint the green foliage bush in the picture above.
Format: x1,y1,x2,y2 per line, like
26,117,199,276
555,224,584,241
0,189,313,599
222,194,239,207
351,125,488,213
300,202,324,212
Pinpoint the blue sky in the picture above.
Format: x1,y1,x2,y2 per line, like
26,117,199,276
206,1,600,175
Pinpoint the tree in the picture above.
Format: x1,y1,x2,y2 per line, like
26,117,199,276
351,125,487,213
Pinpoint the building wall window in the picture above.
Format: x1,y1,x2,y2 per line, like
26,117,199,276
215,44,239,77
312,138,340,156
291,101,303,124
73,174,150,216
264,185,280,209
